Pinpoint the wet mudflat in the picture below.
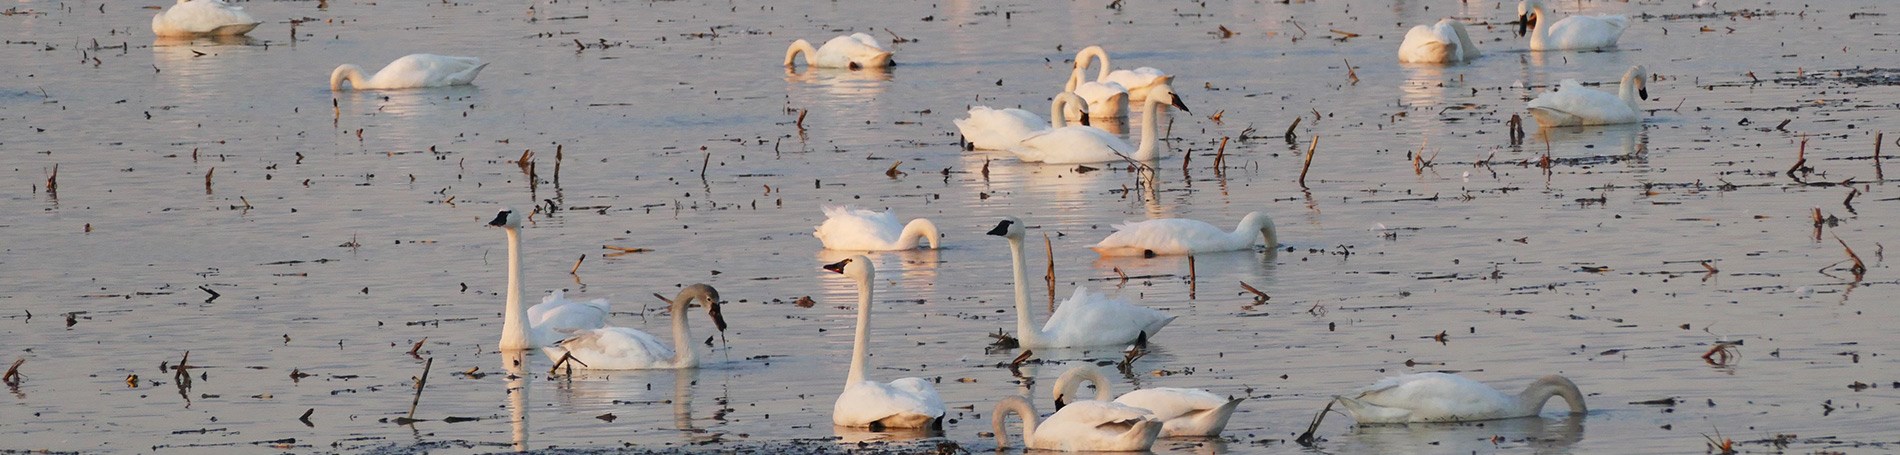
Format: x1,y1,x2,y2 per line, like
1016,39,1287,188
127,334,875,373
2,0,1898,453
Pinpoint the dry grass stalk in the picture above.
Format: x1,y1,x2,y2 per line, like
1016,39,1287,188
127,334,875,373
796,109,809,132
407,338,427,356
570,254,585,275
45,164,56,194
1701,341,1740,366
1343,59,1358,85
602,245,650,253
1214,136,1230,171
1217,25,1235,39
1789,134,1808,177
700,150,712,178
1284,117,1302,144
408,357,433,419
2,358,22,385
1238,281,1269,303
1298,136,1319,188
1043,233,1056,311
1836,235,1867,279
885,160,906,178
204,167,215,192
1875,131,1884,180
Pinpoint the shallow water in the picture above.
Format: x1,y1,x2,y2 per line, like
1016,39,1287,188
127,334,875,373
3,0,1899,453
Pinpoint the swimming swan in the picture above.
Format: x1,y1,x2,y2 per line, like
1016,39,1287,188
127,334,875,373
992,395,1162,452
1527,65,1647,127
1091,211,1277,257
1053,366,1243,437
988,217,1174,348
549,284,727,370
954,93,1090,151
488,208,611,351
1064,65,1129,120
1074,46,1174,102
784,33,894,70
1009,82,1188,164
1518,0,1629,51
151,0,261,37
825,256,947,430
1335,372,1587,423
812,206,941,251
1399,19,1482,64
331,54,488,91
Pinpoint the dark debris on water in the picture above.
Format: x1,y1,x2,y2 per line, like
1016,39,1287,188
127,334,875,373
352,438,971,455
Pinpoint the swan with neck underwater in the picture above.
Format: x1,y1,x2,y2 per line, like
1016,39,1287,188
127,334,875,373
1091,211,1277,257
1008,82,1188,164
954,93,1090,151
548,284,727,370
825,256,946,430
152,0,261,37
488,208,612,351
1527,65,1647,127
812,206,941,251
1399,19,1483,64
784,33,893,70
1074,46,1174,102
331,54,488,91
1518,0,1629,51
988,218,1174,348
992,395,1162,452
1335,372,1587,423
1053,366,1243,437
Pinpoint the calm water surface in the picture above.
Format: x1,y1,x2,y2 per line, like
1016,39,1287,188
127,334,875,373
3,0,1898,453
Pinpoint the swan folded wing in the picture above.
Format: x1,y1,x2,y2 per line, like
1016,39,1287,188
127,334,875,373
815,206,904,250
1072,81,1128,103
555,327,673,369
1107,68,1170,94
1041,400,1155,436
1549,16,1628,48
529,291,610,329
833,380,945,427
1095,218,1230,256
1528,79,1635,125
158,0,260,35
956,107,1044,150
1398,25,1458,63
378,55,486,88
823,34,890,65
1350,373,1515,422
1041,286,1173,347
1009,127,1129,164
1115,388,1229,421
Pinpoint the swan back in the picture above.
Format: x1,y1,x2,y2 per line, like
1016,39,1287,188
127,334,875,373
1444,19,1482,61
1400,19,1480,64
813,206,938,251
954,107,1045,151
1039,286,1175,347
1526,65,1646,127
1339,372,1582,423
1519,0,1629,50
152,0,260,37
333,54,487,91
1035,400,1163,451
806,33,893,69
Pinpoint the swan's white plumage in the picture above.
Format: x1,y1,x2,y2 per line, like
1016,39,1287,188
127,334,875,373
827,256,945,429
954,92,1088,151
812,206,940,251
1399,19,1482,64
993,395,1162,452
785,33,893,69
990,217,1175,348
1054,366,1242,437
152,0,261,37
1091,211,1277,257
1075,46,1174,102
1527,65,1647,127
1009,82,1186,164
1065,65,1129,120
491,208,611,351
1335,372,1588,423
1519,0,1629,51
545,285,723,370
526,290,611,346
331,54,487,91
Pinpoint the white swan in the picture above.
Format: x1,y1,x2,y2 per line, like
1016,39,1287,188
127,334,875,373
992,395,1162,452
1091,211,1277,257
1052,366,1243,437
812,206,941,251
784,33,893,70
825,256,946,430
1335,372,1587,423
488,208,611,351
548,284,726,370
1009,82,1188,164
953,93,1089,151
151,0,261,38
987,217,1174,348
1398,19,1482,64
1518,0,1629,51
1064,65,1129,120
1075,46,1174,102
1527,65,1647,127
330,54,488,91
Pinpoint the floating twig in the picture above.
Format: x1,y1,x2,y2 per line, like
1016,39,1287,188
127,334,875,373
408,338,427,356
1295,399,1335,446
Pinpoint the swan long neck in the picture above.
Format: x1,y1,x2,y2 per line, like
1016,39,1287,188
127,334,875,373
992,396,1041,447
1133,95,1163,161
1064,66,1084,93
1049,93,1077,128
1006,235,1040,346
1055,367,1114,405
846,267,874,385
1619,67,1645,113
668,289,698,368
1526,4,1549,49
330,65,365,91
1515,375,1588,416
1449,21,1481,61
784,39,817,67
499,227,532,351
1078,46,1111,82
1236,213,1278,249
899,219,940,249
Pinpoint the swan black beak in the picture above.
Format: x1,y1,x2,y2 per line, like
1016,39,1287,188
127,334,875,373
1518,14,1534,37
1639,87,1649,101
707,299,729,332
1053,395,1068,410
1080,115,1091,127
823,258,850,273
986,220,1014,236
487,210,511,227
1170,93,1190,114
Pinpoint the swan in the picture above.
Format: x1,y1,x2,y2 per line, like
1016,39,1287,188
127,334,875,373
953,93,1090,151
992,395,1162,452
1064,65,1129,120
1518,0,1629,51
784,33,893,70
1527,65,1647,127
987,217,1174,348
330,54,488,91
1009,82,1188,164
812,206,941,251
825,256,947,430
1052,366,1242,437
1074,46,1174,102
1091,211,1277,257
1398,19,1482,64
151,0,261,37
548,284,726,370
1335,372,1587,423
488,208,611,351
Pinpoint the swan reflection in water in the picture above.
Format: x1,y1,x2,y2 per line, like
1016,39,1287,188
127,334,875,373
1329,413,1586,454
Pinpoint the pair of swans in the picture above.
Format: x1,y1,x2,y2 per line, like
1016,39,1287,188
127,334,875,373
491,208,726,369
784,33,893,70
1007,83,1188,164
825,256,947,430
989,217,1174,348
1527,65,1648,127
1518,0,1629,51
812,206,940,251
332,54,488,91
1398,19,1481,64
1052,366,1244,437
152,0,260,37
1091,211,1278,257
1334,372,1587,423
953,93,1090,151
992,395,1161,451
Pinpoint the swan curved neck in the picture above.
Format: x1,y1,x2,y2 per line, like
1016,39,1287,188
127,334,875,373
1049,95,1072,128
785,40,816,67
1237,214,1278,248
1619,69,1643,112
1516,375,1588,416
1449,21,1480,61
1056,367,1114,403
899,219,939,249
1134,96,1163,161
1065,67,1084,93
1006,236,1040,346
1527,6,1549,48
1078,46,1111,82
846,270,874,385
669,291,697,368
330,65,365,91
500,227,532,351
993,396,1041,447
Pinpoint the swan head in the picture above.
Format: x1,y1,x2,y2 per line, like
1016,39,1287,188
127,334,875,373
823,255,874,281
487,208,523,229
986,217,1026,241
1149,83,1190,114
1517,1,1541,37
1238,211,1277,249
1051,365,1110,410
1629,65,1649,100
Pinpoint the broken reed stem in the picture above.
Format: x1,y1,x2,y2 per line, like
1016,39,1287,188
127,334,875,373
1836,235,1867,277
1043,233,1056,312
1298,136,1319,188
1876,131,1884,180
700,151,712,180
1343,58,1358,85
408,357,433,420
407,337,427,356
795,109,808,132
1187,255,1197,299
46,164,57,193
204,167,215,192
1214,136,1229,172
1789,134,1809,176
3,358,22,384
570,254,585,275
